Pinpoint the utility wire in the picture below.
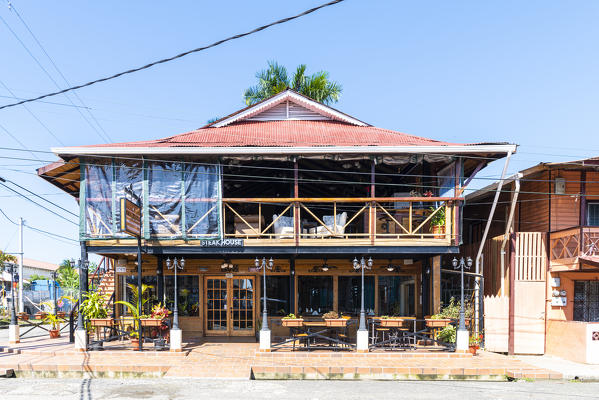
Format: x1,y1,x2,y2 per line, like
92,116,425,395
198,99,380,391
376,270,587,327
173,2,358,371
0,0,346,110
24,223,78,242
0,122,42,161
3,178,78,217
0,182,77,225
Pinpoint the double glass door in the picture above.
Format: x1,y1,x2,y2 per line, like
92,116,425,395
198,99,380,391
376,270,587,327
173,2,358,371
205,276,255,336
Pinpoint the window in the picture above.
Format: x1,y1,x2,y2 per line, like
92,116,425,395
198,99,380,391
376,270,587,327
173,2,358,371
378,276,416,316
165,275,199,316
124,276,157,316
574,281,599,322
297,276,333,315
260,276,290,316
338,276,374,315
588,203,599,226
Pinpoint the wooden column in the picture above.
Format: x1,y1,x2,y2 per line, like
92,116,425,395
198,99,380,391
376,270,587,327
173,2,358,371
432,255,441,314
508,232,517,355
580,170,587,226
370,159,376,245
289,258,295,315
294,159,300,246
156,256,164,304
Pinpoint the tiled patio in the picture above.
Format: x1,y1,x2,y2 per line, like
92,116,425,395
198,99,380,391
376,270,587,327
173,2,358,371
0,336,562,380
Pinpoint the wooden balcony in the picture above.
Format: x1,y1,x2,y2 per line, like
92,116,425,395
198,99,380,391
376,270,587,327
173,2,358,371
549,226,599,271
223,196,459,247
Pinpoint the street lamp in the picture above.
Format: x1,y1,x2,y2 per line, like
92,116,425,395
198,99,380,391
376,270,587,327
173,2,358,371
165,257,185,330
8,264,17,326
255,257,273,331
452,256,473,331
353,256,373,331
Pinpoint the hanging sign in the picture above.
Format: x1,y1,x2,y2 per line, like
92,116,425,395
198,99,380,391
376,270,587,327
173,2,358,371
120,198,141,237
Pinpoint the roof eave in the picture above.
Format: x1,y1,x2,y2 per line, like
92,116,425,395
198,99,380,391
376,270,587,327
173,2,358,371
52,144,517,157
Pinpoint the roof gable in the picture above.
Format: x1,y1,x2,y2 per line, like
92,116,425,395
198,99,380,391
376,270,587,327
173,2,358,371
211,89,368,127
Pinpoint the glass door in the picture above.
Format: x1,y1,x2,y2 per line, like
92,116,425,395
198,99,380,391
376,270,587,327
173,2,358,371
205,276,255,336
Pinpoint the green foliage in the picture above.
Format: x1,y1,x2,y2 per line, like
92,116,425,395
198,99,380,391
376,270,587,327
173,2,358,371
80,291,108,319
282,313,299,320
0,251,17,264
432,297,473,320
28,274,47,283
57,259,79,298
243,61,342,106
429,206,446,227
438,325,456,343
43,313,64,330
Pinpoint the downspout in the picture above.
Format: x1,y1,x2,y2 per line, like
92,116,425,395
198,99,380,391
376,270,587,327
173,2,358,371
475,149,513,334
500,173,522,297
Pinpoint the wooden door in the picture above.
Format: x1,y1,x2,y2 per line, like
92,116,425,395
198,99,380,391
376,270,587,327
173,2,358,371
204,276,255,336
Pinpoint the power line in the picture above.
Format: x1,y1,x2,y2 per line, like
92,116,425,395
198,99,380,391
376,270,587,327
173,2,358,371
0,0,346,110
3,178,78,217
0,182,77,225
0,122,42,161
24,223,78,243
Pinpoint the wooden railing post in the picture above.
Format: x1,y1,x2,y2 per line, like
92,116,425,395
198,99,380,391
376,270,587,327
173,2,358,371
294,201,300,246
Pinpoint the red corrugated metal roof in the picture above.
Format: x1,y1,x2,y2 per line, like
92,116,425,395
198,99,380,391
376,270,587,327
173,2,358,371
88,120,461,148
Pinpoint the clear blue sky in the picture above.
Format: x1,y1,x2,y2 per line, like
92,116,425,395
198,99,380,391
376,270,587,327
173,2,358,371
0,0,597,264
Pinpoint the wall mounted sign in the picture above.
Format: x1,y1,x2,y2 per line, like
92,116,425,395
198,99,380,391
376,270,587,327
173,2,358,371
200,239,244,247
120,198,141,237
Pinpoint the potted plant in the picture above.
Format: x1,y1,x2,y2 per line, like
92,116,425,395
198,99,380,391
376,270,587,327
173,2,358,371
140,304,169,327
129,331,140,350
323,311,347,327
379,315,404,328
429,206,446,238
34,311,48,320
80,291,111,327
469,333,483,355
17,312,29,321
44,313,64,339
281,313,303,327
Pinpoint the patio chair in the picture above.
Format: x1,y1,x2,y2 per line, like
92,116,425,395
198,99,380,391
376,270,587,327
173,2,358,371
273,214,294,239
309,212,347,237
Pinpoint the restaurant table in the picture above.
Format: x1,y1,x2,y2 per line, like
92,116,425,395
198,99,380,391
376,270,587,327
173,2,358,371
273,320,355,351
368,317,417,350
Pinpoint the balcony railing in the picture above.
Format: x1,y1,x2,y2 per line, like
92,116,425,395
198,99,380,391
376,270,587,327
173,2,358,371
550,226,599,262
222,197,460,246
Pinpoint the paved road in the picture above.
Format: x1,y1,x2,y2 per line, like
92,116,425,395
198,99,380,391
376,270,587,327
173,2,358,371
0,379,597,400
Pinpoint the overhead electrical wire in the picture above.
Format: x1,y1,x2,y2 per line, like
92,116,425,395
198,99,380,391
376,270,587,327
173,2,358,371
2,178,78,217
0,0,347,111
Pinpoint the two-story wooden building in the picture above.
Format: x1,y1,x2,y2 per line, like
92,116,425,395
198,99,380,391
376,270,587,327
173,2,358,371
464,158,599,363
37,89,514,345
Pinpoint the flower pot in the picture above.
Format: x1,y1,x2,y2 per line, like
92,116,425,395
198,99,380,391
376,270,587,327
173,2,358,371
325,318,347,327
380,318,404,328
425,318,451,328
130,338,140,350
432,225,445,239
140,318,164,327
49,329,60,339
469,345,478,355
17,312,29,321
35,312,48,320
282,318,304,327
90,318,114,327
57,311,66,318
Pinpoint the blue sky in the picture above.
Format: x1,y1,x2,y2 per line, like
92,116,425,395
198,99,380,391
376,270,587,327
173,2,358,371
0,0,597,264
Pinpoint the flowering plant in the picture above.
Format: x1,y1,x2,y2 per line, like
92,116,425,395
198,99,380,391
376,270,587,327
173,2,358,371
469,333,483,348
150,303,170,320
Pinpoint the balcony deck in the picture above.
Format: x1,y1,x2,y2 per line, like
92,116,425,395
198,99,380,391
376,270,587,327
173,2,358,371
549,226,599,271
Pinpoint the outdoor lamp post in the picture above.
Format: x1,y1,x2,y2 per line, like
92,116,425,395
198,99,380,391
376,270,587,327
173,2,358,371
255,257,273,331
165,257,185,330
8,264,17,325
452,256,473,351
353,256,373,332
72,258,88,350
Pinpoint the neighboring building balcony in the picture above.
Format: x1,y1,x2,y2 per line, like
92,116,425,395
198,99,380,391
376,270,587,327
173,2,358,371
549,226,599,271
222,196,459,247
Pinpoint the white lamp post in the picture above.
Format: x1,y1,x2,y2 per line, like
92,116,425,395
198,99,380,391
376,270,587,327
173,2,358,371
255,256,273,351
452,256,473,351
166,257,185,351
353,256,373,352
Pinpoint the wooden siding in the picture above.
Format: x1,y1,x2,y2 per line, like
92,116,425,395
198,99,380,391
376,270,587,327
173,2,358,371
246,101,329,122
515,232,546,281
518,171,549,232
550,170,581,231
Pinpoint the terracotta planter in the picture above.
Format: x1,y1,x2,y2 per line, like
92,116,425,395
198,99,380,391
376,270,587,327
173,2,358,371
57,311,66,318
140,318,164,327
469,345,478,355
425,318,451,328
34,312,48,320
380,318,404,328
89,318,114,327
17,313,29,321
130,338,140,350
432,225,445,239
325,318,347,327
282,318,304,327
49,329,60,339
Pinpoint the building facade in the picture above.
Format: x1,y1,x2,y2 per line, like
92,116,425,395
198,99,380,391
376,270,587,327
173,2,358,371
38,90,514,342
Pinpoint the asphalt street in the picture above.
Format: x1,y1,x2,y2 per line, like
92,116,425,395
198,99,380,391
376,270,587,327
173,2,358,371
0,378,597,400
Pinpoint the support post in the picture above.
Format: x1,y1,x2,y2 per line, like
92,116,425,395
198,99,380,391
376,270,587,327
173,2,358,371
74,243,88,351
18,217,23,313
156,256,164,304
8,264,19,344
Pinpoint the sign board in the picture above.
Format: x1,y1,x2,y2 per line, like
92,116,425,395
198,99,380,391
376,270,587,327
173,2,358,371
200,239,244,247
225,273,234,279
120,198,141,237
115,266,127,274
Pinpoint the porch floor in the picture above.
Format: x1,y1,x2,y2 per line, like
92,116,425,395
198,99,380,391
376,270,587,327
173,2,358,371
0,336,562,380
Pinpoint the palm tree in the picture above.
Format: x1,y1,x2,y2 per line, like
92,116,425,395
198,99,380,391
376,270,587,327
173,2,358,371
244,61,342,106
